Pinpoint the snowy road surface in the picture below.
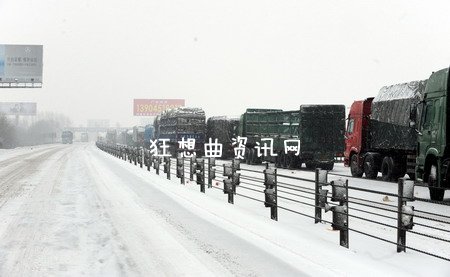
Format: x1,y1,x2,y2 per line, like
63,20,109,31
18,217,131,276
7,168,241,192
0,144,449,276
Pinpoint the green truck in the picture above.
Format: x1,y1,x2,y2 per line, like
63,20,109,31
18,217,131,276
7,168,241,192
238,105,345,170
411,67,450,200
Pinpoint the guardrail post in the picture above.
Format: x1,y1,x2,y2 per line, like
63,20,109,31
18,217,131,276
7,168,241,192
323,178,349,248
208,157,216,188
155,157,160,175
165,157,171,180
176,155,185,184
315,169,328,223
223,163,234,203
181,157,185,184
397,178,415,253
397,178,406,252
196,158,205,193
264,163,277,221
190,156,196,181
340,180,349,248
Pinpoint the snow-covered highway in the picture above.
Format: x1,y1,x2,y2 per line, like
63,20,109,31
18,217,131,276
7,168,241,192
0,143,448,276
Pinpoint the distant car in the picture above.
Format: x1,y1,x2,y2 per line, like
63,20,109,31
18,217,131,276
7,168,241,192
81,132,89,142
61,131,74,144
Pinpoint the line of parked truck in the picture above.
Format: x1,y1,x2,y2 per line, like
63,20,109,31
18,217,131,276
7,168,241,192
99,66,450,201
104,106,346,170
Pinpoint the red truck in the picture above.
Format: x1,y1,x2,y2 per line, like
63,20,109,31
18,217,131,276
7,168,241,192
344,81,425,181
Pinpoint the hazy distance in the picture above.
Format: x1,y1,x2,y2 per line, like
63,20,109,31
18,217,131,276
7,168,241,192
1,0,450,127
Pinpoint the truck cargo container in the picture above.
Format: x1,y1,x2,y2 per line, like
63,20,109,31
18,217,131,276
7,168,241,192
206,116,239,159
345,67,450,200
61,131,73,144
238,106,345,170
132,126,145,147
154,107,206,156
143,125,154,148
106,129,117,145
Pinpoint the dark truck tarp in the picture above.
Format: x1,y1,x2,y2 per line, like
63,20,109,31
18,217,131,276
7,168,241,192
299,105,346,155
157,107,206,143
370,80,427,151
206,116,239,158
239,105,345,159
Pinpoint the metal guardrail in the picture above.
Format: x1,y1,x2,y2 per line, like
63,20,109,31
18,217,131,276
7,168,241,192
96,141,450,262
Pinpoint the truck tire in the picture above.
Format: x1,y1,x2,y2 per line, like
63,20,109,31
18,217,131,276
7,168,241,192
287,154,297,169
274,151,281,167
428,164,445,201
350,155,363,177
250,148,256,165
245,148,251,165
381,156,394,181
305,162,315,170
319,162,334,171
364,154,378,179
280,153,287,169
407,173,415,180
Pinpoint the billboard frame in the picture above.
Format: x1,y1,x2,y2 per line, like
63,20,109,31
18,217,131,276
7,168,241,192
0,44,43,88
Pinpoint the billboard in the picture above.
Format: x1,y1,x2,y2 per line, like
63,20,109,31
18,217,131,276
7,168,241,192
134,99,185,116
0,45,43,83
0,102,37,115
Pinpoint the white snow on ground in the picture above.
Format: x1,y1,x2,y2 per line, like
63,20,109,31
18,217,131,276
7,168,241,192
0,143,449,276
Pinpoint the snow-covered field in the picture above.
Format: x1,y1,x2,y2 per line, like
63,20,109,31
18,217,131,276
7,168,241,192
0,143,448,276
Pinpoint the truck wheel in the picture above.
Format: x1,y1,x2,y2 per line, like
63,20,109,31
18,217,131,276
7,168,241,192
280,153,287,169
287,154,296,169
428,165,445,201
381,156,394,181
305,162,315,170
391,157,406,180
325,162,334,171
274,152,280,167
350,155,363,177
364,154,378,179
248,148,255,164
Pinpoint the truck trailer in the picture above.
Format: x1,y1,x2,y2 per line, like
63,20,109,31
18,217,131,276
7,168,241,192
238,105,345,170
143,125,154,148
132,126,145,147
206,116,239,159
154,107,206,156
61,131,73,144
345,67,450,200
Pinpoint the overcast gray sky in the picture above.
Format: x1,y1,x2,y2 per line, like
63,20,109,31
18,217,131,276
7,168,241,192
1,0,450,127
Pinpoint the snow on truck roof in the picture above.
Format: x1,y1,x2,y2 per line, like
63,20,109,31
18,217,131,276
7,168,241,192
374,80,427,102
161,107,205,118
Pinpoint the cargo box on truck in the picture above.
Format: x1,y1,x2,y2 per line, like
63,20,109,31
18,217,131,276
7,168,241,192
345,67,450,201
345,80,426,181
61,131,73,144
154,107,206,156
206,116,239,159
238,105,345,170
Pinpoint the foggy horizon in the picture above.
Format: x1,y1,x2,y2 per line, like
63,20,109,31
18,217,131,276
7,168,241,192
1,0,450,127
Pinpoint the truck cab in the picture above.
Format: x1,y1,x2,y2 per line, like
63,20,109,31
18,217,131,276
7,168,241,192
344,98,373,177
414,67,450,201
